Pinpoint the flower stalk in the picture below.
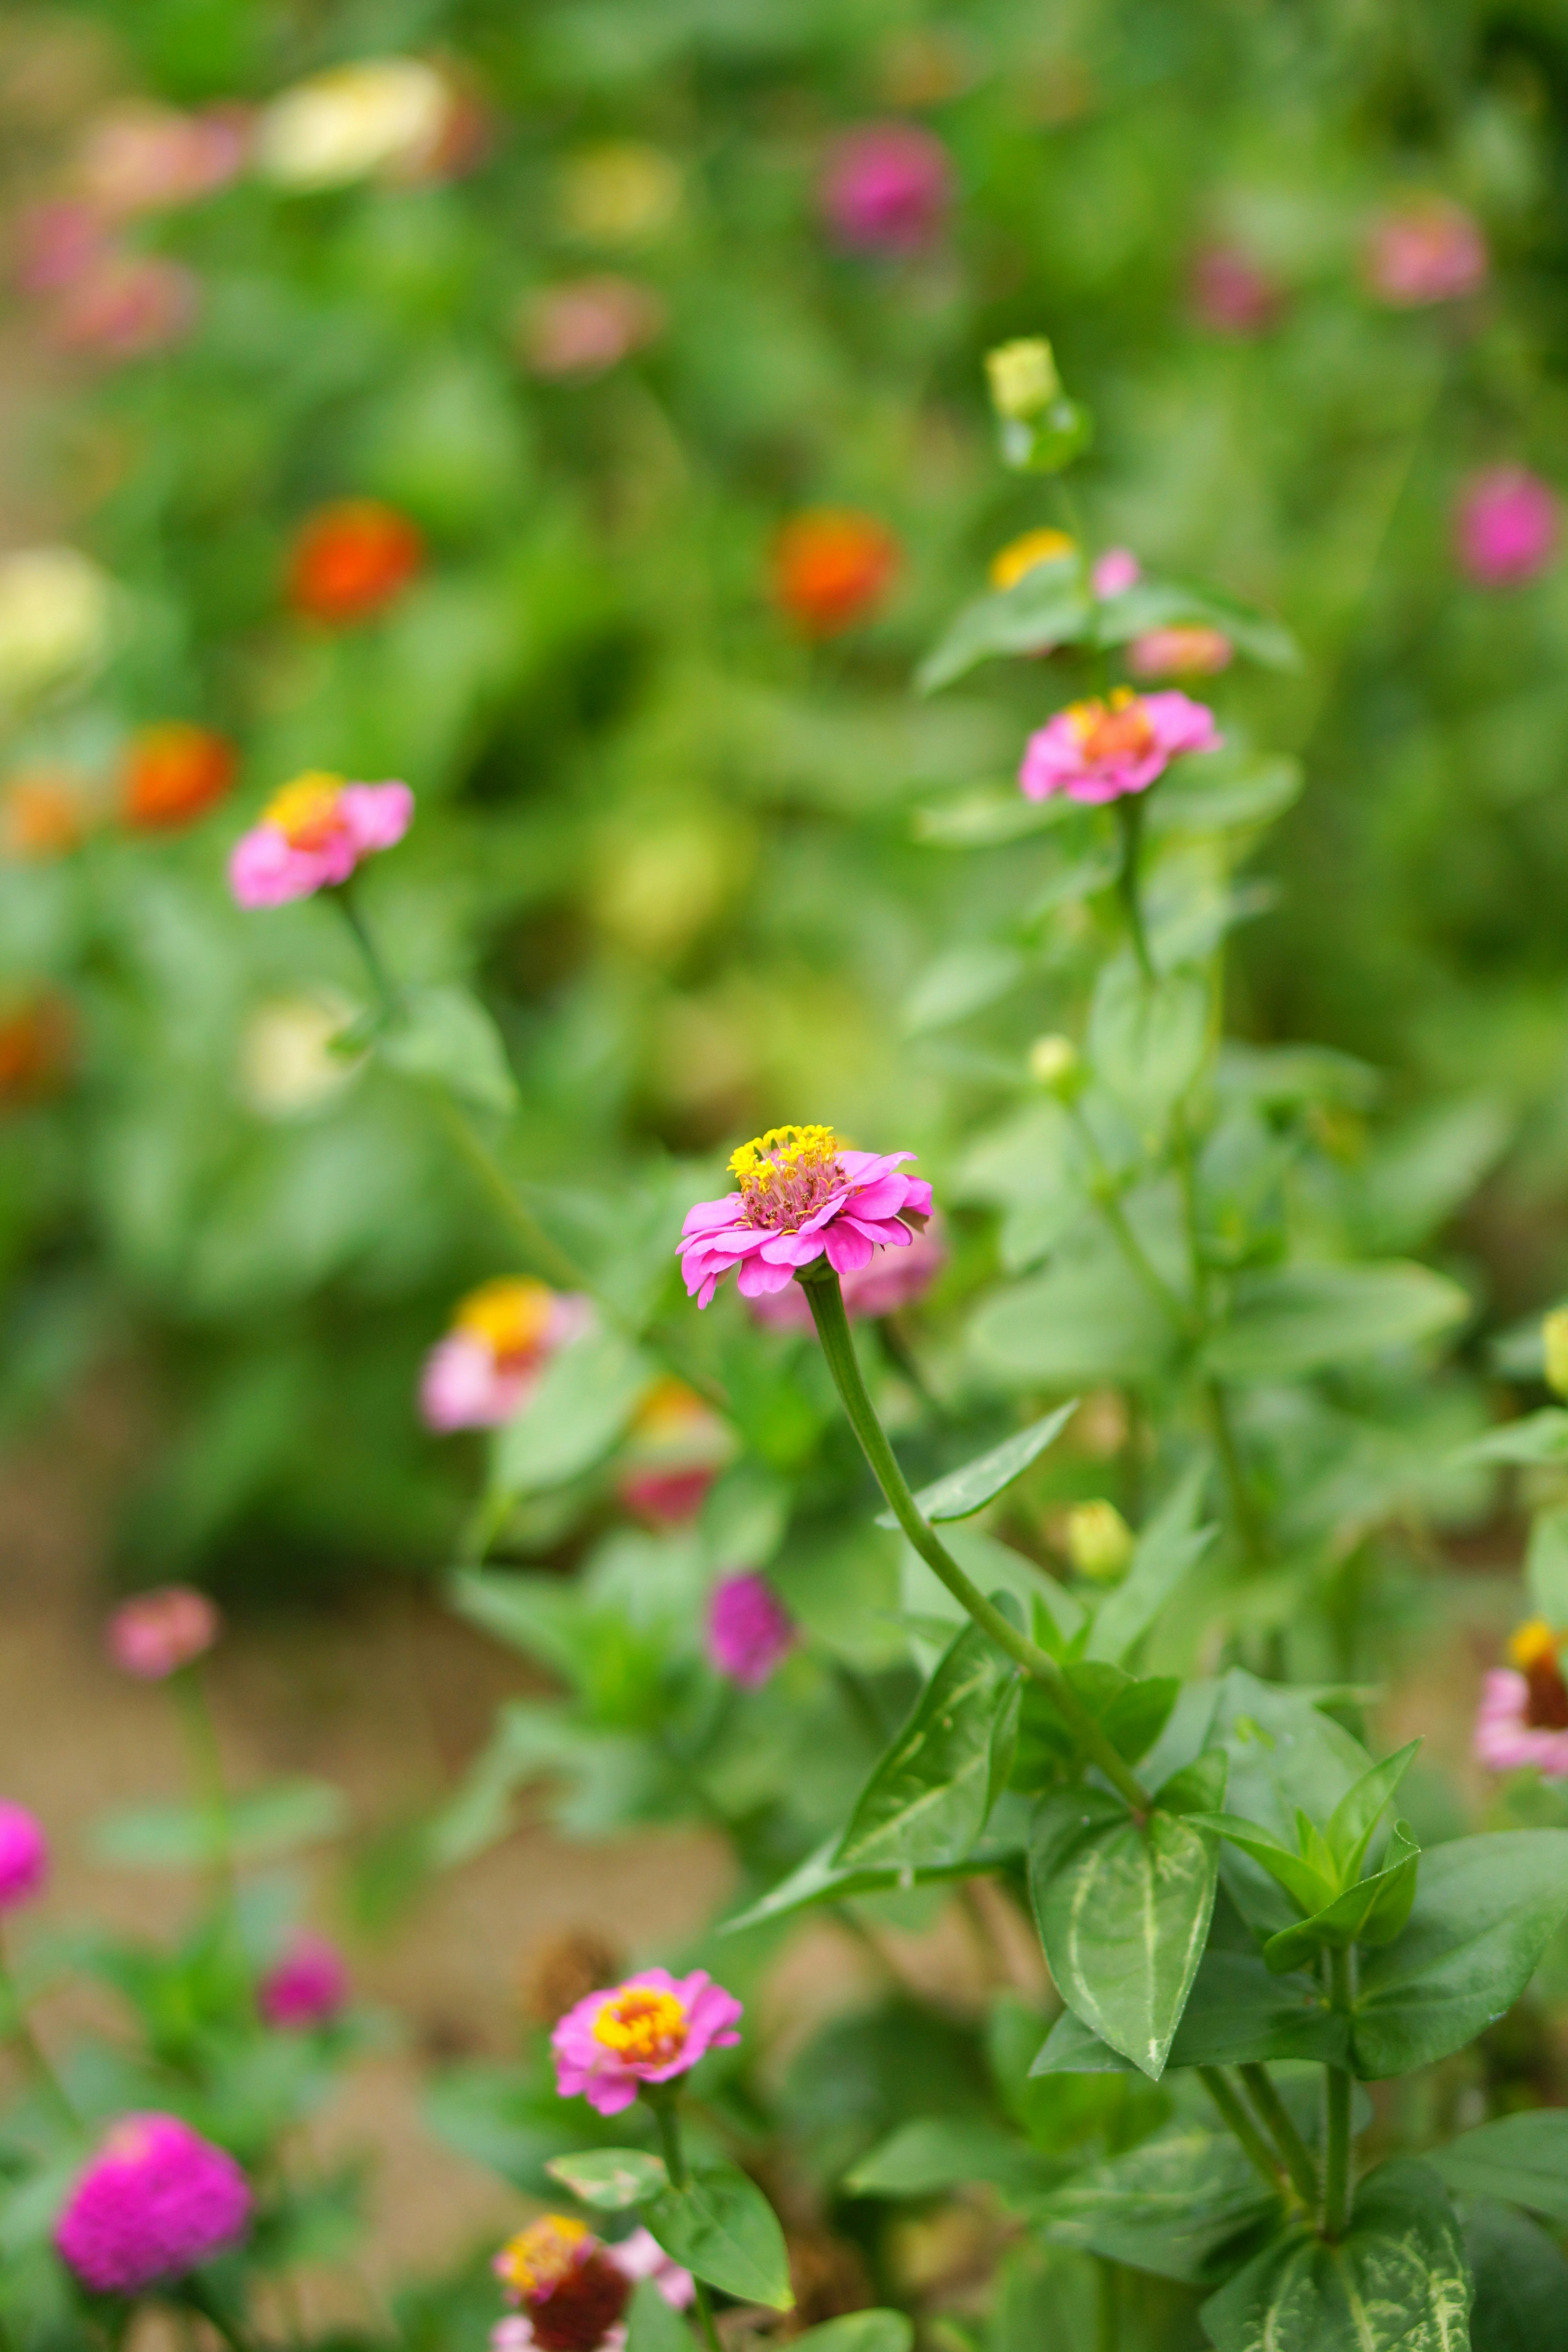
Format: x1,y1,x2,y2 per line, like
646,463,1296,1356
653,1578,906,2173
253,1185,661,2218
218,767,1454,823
1321,1946,1356,2240
1115,795,1155,981
643,2092,722,2352
1239,2063,1319,2208
1197,2066,1287,2194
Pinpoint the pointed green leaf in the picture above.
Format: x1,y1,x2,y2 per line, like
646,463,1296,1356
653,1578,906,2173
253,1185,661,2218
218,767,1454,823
492,1330,652,1496
1014,1664,1177,1787
645,2156,792,2311
1200,2160,1470,2352
1033,2123,1276,2285
1263,1822,1421,1975
1463,1410,1568,1467
917,557,1091,693
1326,1742,1421,1881
720,1808,1031,1933
1086,1463,1216,1664
1203,1261,1469,1381
625,2278,695,2352
875,1402,1078,1530
544,2149,669,2210
1028,1750,1226,2080
1431,2110,1568,2219
791,2317,913,2352
835,1621,1016,1871
842,2119,1056,2201
1187,1814,1335,1918
1033,1944,1351,2075
1089,959,1209,1131
1465,2199,1568,2352
1209,1674,1376,1938
379,982,519,1112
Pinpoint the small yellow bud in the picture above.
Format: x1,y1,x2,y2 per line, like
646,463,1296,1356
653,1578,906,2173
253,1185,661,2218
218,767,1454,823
1544,1307,1568,1400
1066,1499,1134,1583
1028,1033,1081,1095
985,337,1060,422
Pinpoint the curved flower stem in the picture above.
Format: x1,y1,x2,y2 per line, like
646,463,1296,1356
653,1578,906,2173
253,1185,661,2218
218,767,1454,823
1115,796,1155,983
802,1269,1152,1815
1197,2066,1284,2192
331,880,401,1022
1239,2063,1319,2208
0,1929,78,2130
646,2097,723,2352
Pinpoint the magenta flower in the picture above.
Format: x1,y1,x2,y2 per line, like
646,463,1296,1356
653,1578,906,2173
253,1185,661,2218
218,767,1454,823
551,1968,743,2117
1091,547,1142,599
1127,625,1234,680
420,1279,591,1433
1020,688,1221,805
107,1586,220,1680
0,1802,48,1911
1455,466,1559,589
678,1125,933,1310
492,2218,693,2352
707,1575,795,1688
1476,1622,1568,1778
55,2115,252,2295
228,772,412,909
259,1933,350,2030
749,1211,947,1330
1366,198,1487,307
1190,243,1282,337
820,123,952,254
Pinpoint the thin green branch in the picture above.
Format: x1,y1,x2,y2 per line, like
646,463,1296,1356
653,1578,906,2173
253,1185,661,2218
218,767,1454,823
1198,2066,1285,2193
1239,2063,1319,2208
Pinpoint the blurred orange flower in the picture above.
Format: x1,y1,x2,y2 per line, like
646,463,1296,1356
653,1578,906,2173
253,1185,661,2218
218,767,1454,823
771,509,901,638
0,994,75,1107
121,722,238,831
0,770,88,861
287,500,424,626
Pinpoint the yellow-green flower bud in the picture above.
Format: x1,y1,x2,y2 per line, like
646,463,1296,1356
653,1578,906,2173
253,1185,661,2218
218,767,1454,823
1066,1499,1134,1583
985,337,1060,423
1545,1307,1568,1400
1028,1033,1081,1096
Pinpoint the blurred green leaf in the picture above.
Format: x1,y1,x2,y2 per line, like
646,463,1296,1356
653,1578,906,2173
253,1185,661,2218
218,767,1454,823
876,1402,1078,1530
380,984,519,1114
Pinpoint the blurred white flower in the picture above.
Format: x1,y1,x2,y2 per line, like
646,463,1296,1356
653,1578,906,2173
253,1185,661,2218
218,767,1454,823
0,547,113,706
557,143,681,243
239,991,363,1117
255,59,452,192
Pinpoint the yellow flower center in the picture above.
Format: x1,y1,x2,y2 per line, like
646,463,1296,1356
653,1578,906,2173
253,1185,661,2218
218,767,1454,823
1510,1619,1559,1673
989,527,1076,592
496,2217,590,2299
1065,688,1155,765
591,1986,689,2066
263,771,346,849
728,1124,846,1233
1509,1619,1568,1731
453,1277,556,1367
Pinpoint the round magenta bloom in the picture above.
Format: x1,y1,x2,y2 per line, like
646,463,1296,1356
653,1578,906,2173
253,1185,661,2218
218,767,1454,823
679,1125,933,1310
1020,688,1220,806
107,1586,220,1680
820,123,951,253
55,2114,252,2294
707,1574,795,1688
259,1933,350,2030
228,773,412,909
1455,466,1559,589
1366,198,1487,307
551,1969,743,2117
0,1802,48,1911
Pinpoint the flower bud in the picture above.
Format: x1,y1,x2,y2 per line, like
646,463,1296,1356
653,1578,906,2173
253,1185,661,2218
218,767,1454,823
986,338,1060,422
1545,1308,1568,1401
1028,1033,1082,1096
1066,1499,1134,1583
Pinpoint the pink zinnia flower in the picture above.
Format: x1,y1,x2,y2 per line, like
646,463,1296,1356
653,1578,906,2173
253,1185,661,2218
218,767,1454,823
552,1969,743,2117
1190,243,1282,337
491,2217,693,2352
820,123,952,254
0,1802,48,1910
1476,1621,1568,1778
55,2115,252,2295
50,254,199,361
420,1279,591,1433
258,1933,350,2030
1092,548,1142,599
1366,198,1487,307
678,1125,933,1310
1127,625,1234,680
13,202,107,296
78,103,250,216
749,1210,947,1330
1019,688,1221,805
520,277,665,380
228,772,412,908
707,1574,795,1688
1455,466,1559,589
108,1586,220,1680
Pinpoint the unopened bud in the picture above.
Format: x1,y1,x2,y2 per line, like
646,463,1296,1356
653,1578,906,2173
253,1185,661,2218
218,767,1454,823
1066,1499,1134,1583
1028,1033,1081,1096
1545,1307,1568,1401
985,337,1060,422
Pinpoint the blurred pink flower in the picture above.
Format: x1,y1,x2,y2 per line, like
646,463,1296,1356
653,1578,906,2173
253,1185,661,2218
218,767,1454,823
229,773,412,908
615,1378,731,1527
1366,198,1487,307
13,202,106,295
1127,625,1234,679
491,2218,692,2352
1190,243,1282,336
552,1969,743,2116
78,102,249,216
1455,466,1559,589
50,253,199,360
749,1211,947,1329
680,1125,933,1310
521,277,665,380
259,1933,350,2030
56,2115,252,2294
1020,688,1220,804
820,122,952,253
421,1279,591,1433
707,1573,795,1688
0,1802,48,1911
1092,548,1142,599
108,1586,220,1680
1476,1622,1568,1777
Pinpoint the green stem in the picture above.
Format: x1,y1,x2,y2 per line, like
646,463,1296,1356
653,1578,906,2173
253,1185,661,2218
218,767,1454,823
1198,2066,1286,2194
1205,1379,1270,1568
1239,2063,1319,2208
331,881,400,1022
1094,2256,1117,2352
0,1932,78,2130
1067,1105,1198,1339
172,1669,234,1901
1322,1948,1355,2240
802,1270,1152,1815
648,2101,722,2352
1115,796,1154,982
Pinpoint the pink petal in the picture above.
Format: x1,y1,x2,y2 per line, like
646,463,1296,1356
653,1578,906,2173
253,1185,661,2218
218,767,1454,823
736,1256,798,1297
1142,690,1223,757
339,781,414,854
824,1224,876,1274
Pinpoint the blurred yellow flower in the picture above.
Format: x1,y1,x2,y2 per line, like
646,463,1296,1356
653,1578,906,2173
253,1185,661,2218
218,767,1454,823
985,337,1059,421
0,547,112,705
255,59,451,191
990,528,1076,591
558,142,681,244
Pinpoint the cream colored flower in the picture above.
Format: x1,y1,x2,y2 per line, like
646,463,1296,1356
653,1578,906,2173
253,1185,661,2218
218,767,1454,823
255,59,450,191
1066,1499,1134,1583
985,337,1060,421
557,142,681,244
0,547,113,705
239,991,362,1117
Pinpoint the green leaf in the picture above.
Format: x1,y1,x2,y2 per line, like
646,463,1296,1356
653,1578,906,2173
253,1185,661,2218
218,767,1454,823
1352,1831,1568,2078
720,1811,1030,1933
492,1330,653,1495
1094,574,1302,671
1089,959,1209,1132
1262,1822,1421,1975
1208,1673,1376,1937
544,2149,669,2210
1191,1815,1335,1919
645,2156,793,2310
835,1622,1016,1871
999,396,1094,477
875,1402,1078,1530
1465,2199,1568,2352
1430,2111,1568,2219
1203,1261,1469,1381
913,782,1079,847
379,982,519,1112
917,557,1092,693
1014,1663,1177,1786
903,942,1026,1036
1200,2159,1470,2351
1163,1947,1349,2069
91,1779,347,1869
791,2316,913,2352
1033,2122,1276,2285
1464,1411,1568,1467
1086,1464,1216,1664
1028,1750,1226,2080
1527,1508,1568,1626
1326,1742,1422,1881
1150,757,1303,836
842,2119,1054,2200
969,1240,1183,1389
625,2278,695,2352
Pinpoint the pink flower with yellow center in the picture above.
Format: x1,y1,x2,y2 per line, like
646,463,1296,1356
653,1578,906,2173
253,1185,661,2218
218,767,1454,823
421,1278,592,1432
679,1125,933,1310
491,2217,692,2352
1127,626,1234,680
1019,687,1220,806
1475,1619,1568,1778
228,771,413,908
552,1968,743,2116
